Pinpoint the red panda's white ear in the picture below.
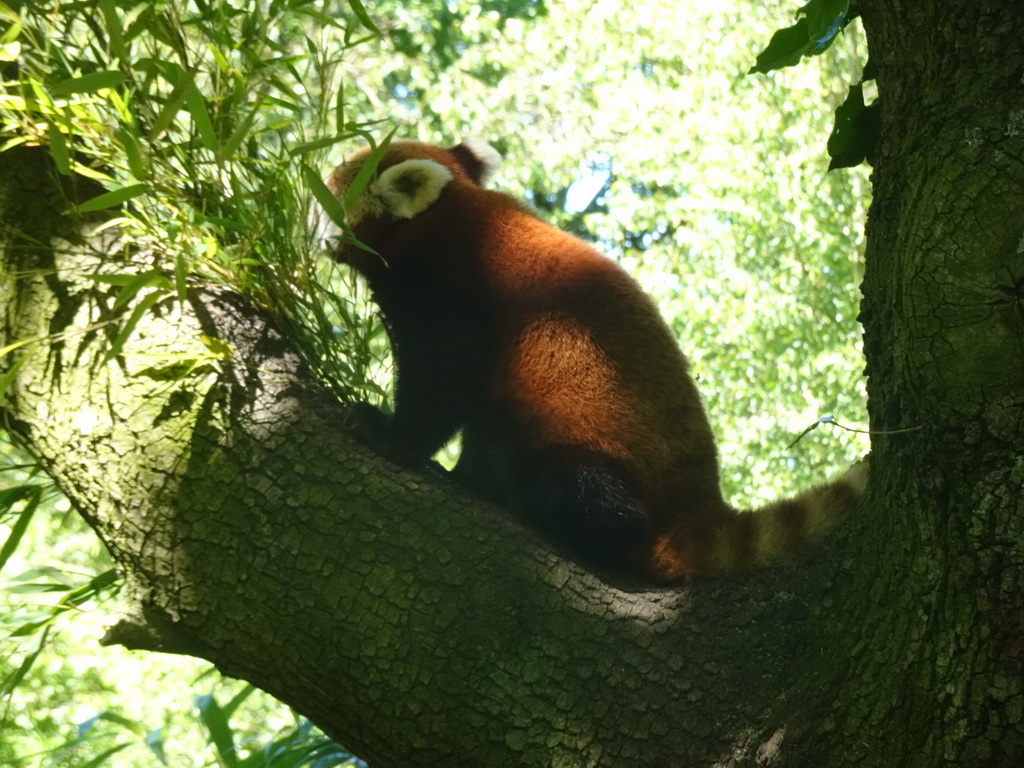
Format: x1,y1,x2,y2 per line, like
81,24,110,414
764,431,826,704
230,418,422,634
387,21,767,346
365,159,453,220
449,140,502,186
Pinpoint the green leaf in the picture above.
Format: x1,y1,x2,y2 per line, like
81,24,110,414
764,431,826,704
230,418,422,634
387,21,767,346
69,183,148,213
47,120,71,174
204,215,247,231
174,252,188,301
86,269,173,310
347,0,382,36
136,360,206,381
111,272,172,310
9,617,53,636
50,70,126,96
200,335,234,360
148,69,197,140
341,127,398,215
332,230,381,260
0,332,44,358
185,85,219,153
0,485,42,575
218,107,259,162
98,0,128,63
1,12,21,44
335,80,346,137
60,568,121,609
0,349,30,401
87,273,147,287
89,710,148,736
749,0,854,74
827,84,881,170
7,579,72,596
803,0,850,52
302,162,346,228
103,289,168,363
145,729,168,766
748,18,811,74
116,126,148,180
0,40,19,61
291,136,348,156
828,82,864,165
194,693,239,768
220,684,255,721
80,744,132,768
0,625,50,696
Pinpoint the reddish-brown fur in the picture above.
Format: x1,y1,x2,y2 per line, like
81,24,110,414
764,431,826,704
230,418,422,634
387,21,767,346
328,140,866,582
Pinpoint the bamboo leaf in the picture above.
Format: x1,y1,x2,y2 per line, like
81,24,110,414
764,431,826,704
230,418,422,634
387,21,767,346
98,0,127,62
69,183,148,213
51,70,126,96
79,744,132,768
217,107,258,162
220,684,255,720
103,289,167,363
185,85,219,153
145,729,168,765
0,333,46,360
335,80,345,137
174,252,188,301
346,0,381,36
0,626,50,696
194,693,239,768
0,348,30,401
0,485,43,574
302,162,346,228
47,120,71,174
341,127,398,214
291,136,347,156
148,69,197,140
200,335,233,360
107,271,172,310
116,126,148,180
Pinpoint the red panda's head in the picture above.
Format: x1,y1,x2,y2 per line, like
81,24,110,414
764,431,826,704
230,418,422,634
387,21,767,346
327,140,501,228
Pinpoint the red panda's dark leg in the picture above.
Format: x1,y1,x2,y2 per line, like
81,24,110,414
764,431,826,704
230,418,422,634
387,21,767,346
522,459,652,569
346,402,455,469
456,438,651,570
349,303,487,469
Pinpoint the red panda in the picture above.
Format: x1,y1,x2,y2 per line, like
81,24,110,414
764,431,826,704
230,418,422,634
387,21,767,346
327,139,867,583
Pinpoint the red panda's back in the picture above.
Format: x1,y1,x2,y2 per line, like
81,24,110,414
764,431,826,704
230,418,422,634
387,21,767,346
328,139,866,582
465,197,729,532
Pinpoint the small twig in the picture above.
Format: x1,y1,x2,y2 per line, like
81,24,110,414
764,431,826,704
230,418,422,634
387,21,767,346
786,414,923,450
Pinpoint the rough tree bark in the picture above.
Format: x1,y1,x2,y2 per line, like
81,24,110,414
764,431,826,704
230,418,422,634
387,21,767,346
837,1,1024,764
2,1,1023,765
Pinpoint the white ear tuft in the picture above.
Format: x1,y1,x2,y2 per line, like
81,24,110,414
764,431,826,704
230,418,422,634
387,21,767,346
451,139,502,186
372,159,453,219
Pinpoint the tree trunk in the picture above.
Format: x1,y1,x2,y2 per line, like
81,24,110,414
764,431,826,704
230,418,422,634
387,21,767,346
843,0,1024,764
2,1,1024,764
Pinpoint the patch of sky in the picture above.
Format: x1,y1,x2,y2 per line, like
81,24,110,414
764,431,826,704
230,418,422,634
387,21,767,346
564,153,612,214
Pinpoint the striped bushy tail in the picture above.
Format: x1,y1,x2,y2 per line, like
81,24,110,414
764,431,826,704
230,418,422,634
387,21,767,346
650,461,869,583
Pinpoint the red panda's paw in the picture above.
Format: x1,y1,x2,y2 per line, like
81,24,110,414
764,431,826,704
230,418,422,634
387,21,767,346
345,402,402,460
345,402,450,483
